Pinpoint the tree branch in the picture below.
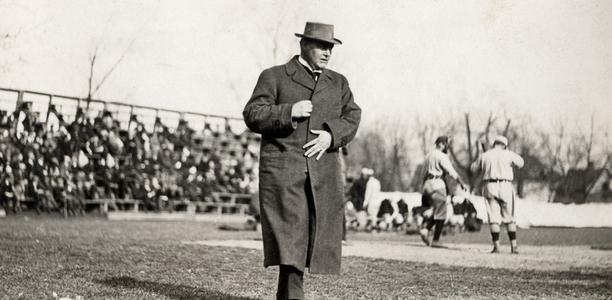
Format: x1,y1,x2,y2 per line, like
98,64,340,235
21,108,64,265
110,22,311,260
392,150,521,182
586,112,594,165
503,118,511,138
92,37,136,96
87,45,98,100
465,113,473,167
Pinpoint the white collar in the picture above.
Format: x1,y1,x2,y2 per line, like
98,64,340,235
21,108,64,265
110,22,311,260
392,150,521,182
298,56,322,74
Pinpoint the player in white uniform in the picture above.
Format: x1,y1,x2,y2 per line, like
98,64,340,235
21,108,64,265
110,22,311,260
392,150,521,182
419,136,466,247
471,136,524,254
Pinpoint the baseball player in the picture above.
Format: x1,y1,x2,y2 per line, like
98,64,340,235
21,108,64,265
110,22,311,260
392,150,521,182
362,168,382,231
419,136,467,247
471,136,524,254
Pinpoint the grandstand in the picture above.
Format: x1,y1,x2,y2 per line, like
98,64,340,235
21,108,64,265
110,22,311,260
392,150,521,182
0,87,260,218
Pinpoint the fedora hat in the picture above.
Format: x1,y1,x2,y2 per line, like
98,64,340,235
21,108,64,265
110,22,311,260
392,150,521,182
295,22,342,45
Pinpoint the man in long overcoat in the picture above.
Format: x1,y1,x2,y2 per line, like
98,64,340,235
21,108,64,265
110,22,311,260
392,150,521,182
243,22,361,299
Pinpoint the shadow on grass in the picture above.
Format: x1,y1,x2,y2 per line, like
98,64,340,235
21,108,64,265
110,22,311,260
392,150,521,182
97,276,259,300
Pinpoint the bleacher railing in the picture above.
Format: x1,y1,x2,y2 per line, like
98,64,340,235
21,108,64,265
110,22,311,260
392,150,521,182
0,87,245,133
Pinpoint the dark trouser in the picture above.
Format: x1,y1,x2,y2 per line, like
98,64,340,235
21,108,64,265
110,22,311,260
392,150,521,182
277,265,304,300
276,178,315,300
342,213,347,241
426,219,445,242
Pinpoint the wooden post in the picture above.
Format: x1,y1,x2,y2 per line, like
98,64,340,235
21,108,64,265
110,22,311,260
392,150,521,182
16,90,24,110
45,95,53,123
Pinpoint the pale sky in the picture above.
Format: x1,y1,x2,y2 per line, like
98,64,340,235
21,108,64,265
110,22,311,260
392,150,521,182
1,0,611,135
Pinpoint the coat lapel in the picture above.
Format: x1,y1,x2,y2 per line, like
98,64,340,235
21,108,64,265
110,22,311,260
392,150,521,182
313,70,332,95
285,56,316,91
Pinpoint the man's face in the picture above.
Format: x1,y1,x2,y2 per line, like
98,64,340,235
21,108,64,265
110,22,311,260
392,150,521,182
437,142,449,154
301,39,334,70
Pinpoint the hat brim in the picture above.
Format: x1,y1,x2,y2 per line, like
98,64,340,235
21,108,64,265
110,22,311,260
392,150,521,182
295,33,342,45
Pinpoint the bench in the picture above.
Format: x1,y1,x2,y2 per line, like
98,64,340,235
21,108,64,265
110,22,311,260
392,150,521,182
196,192,253,215
114,199,141,212
169,199,196,213
83,199,141,214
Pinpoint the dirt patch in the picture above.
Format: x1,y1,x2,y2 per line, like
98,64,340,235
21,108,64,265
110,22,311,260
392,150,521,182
186,239,612,272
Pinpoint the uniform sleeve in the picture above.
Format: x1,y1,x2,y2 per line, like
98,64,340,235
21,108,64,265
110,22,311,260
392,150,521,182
510,151,525,169
323,76,362,150
440,154,459,180
242,69,295,135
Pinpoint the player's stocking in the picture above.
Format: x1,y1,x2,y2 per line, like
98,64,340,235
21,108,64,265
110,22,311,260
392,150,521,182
426,218,435,231
432,220,444,241
490,224,501,250
508,223,518,250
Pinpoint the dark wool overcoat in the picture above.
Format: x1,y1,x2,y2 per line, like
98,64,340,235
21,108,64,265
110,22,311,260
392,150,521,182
243,56,361,274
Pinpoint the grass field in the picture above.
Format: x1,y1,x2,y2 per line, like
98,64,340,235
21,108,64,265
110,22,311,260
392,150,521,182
1,214,611,299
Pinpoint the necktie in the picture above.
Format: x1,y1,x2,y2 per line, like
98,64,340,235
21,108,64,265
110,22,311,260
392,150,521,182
303,65,321,82
312,70,322,82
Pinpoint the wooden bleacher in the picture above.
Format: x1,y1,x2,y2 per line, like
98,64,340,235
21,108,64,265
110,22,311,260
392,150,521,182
196,192,252,215
83,199,142,214
83,193,251,216
169,199,196,213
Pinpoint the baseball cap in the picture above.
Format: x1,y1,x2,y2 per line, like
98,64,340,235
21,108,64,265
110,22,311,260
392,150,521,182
435,136,449,145
493,136,508,147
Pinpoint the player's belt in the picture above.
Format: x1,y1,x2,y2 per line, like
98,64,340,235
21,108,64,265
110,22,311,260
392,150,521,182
483,179,511,183
424,174,442,180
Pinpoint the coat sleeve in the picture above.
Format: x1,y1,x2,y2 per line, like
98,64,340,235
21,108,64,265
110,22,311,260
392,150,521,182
242,69,295,135
323,76,362,150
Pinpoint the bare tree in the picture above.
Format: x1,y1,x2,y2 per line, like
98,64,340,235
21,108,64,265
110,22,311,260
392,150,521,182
503,117,545,198
536,119,598,202
605,131,611,167
415,116,438,158
250,2,299,69
227,6,299,103
586,113,595,166
347,117,414,191
448,112,499,189
85,38,136,106
386,118,411,190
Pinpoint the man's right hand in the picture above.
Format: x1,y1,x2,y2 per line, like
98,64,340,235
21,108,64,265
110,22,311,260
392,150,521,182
291,100,313,119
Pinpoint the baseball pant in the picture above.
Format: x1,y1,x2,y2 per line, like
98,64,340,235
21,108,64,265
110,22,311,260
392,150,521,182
423,178,448,221
483,181,515,224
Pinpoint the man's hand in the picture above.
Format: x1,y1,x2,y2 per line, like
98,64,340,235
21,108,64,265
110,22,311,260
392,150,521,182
291,100,313,119
303,129,332,160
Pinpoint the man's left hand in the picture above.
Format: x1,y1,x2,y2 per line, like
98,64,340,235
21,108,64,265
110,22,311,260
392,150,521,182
303,129,332,160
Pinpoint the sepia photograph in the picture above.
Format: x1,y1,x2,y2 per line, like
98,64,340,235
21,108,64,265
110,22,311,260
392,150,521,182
0,1,611,299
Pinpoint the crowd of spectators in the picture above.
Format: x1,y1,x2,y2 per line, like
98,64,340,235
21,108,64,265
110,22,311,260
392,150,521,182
0,101,259,215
